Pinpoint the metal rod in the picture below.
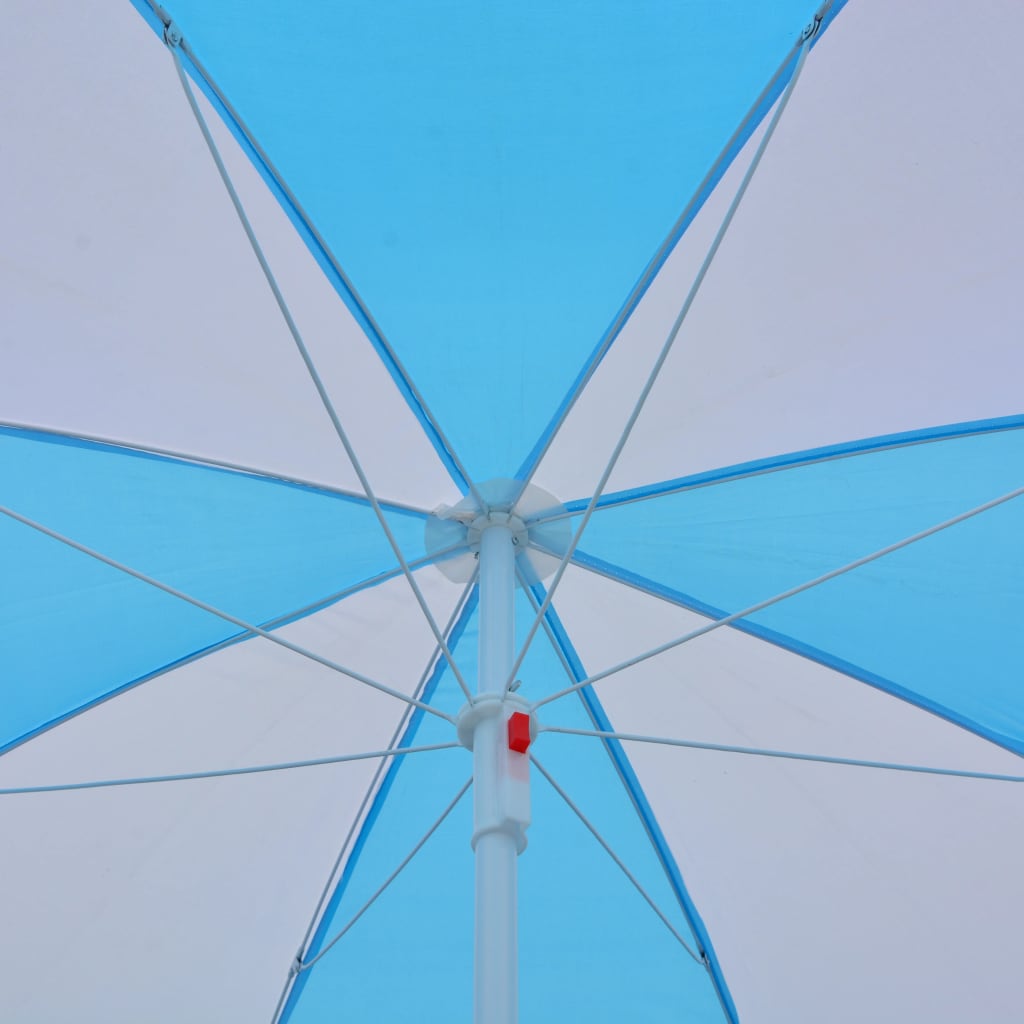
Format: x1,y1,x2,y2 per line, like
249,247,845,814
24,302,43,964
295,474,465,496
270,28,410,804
530,754,701,962
297,777,472,973
0,743,461,795
513,25,817,498
534,483,1024,710
147,1,484,508
541,728,1024,783
0,419,430,518
0,503,454,723
504,38,814,699
0,542,467,765
516,571,729,981
521,415,1024,528
164,38,475,705
272,574,477,1023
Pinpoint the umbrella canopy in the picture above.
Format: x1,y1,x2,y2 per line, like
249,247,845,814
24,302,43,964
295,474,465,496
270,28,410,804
2,1,1022,1021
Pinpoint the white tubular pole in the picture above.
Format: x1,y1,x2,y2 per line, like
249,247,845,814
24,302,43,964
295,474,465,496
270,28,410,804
474,523,519,1024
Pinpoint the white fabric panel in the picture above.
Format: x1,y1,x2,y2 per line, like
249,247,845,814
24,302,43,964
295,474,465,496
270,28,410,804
1,2,456,509
534,0,1024,503
550,565,1024,1022
0,570,464,1023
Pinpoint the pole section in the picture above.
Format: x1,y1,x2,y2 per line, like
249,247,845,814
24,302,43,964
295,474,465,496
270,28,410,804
474,522,519,1024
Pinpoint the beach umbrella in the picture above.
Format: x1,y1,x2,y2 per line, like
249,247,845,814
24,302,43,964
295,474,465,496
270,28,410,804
2,0,1022,1021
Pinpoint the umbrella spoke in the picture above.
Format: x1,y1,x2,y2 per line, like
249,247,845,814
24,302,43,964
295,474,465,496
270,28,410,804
520,567,735,989
513,22,819,498
535,483,1024,710
272,573,477,1023
0,503,456,723
150,5,483,509
0,420,431,517
505,37,815,699
515,566,580,685
526,417,1024,528
293,776,472,975
163,36,476,705
0,542,467,761
529,754,703,965
0,743,460,796
542,727,1024,783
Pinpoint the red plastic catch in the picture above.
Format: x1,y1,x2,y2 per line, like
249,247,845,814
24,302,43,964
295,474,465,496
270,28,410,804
507,711,532,753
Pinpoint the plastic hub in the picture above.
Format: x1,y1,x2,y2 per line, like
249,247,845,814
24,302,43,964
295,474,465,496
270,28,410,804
424,478,570,583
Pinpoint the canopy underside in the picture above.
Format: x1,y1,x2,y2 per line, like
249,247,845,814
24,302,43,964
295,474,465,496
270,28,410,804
2,0,1022,1021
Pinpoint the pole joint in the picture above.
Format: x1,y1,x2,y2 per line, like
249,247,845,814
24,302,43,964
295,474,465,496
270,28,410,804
457,695,534,854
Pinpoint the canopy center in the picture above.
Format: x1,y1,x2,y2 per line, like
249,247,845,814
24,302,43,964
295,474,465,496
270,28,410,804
425,478,569,583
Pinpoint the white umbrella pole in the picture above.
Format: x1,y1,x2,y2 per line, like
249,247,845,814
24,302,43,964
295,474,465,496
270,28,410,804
469,521,529,1024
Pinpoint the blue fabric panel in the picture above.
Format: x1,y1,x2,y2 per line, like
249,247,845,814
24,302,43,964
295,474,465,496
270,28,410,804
0,429,424,750
578,428,1024,752
286,588,723,1023
142,0,821,484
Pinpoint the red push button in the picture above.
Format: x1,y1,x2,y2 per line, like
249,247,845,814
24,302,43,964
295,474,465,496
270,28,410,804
507,711,532,753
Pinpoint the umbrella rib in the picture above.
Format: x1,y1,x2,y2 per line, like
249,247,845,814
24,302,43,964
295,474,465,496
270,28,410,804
148,5,483,509
534,483,1024,710
515,565,579,682
503,37,815,699
0,540,467,762
271,573,477,1024
514,14,822,495
524,416,1024,528
541,727,1024,783
529,754,703,965
520,565,737,995
0,743,460,796
0,503,455,724
163,38,475,705
294,776,473,975
0,420,431,517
